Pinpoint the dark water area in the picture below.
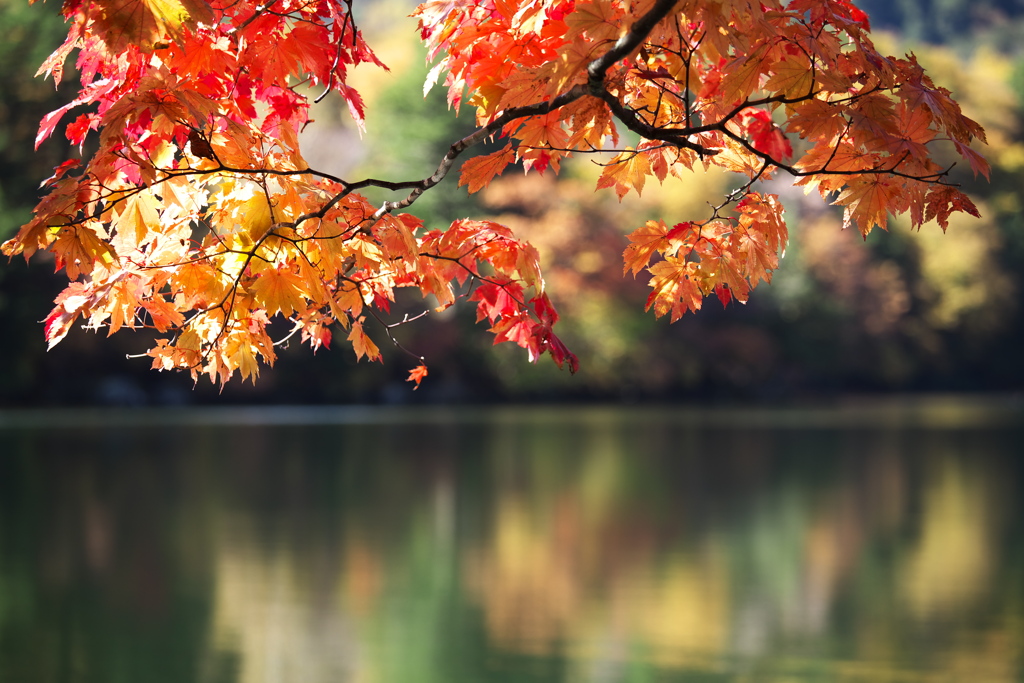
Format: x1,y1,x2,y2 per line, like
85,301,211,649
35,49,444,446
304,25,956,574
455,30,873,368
1,399,1022,683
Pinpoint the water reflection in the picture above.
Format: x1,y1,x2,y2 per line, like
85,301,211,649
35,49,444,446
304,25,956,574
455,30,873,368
0,403,1021,683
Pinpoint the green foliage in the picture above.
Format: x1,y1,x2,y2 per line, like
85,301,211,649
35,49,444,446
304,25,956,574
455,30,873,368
0,0,77,238
855,0,1024,49
356,57,484,228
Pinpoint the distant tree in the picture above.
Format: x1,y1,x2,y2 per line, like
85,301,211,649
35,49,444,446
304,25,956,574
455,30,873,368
2,0,988,387
855,0,1024,47
0,0,78,237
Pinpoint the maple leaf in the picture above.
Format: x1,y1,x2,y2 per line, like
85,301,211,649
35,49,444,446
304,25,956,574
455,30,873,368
347,317,382,362
623,219,669,276
140,296,185,332
953,140,991,181
925,186,980,231
786,99,847,143
539,39,600,96
763,54,814,99
646,257,704,323
66,113,101,148
87,0,214,52
719,44,772,106
740,108,793,161
406,364,429,389
833,176,901,236
736,192,788,254
51,224,118,280
35,79,118,150
44,283,96,349
471,280,526,323
225,331,264,384
490,312,536,349
565,0,621,44
460,146,516,194
113,191,160,247
513,113,571,173
249,266,309,318
597,148,651,199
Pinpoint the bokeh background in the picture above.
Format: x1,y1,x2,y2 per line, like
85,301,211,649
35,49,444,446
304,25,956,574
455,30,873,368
2,0,1023,406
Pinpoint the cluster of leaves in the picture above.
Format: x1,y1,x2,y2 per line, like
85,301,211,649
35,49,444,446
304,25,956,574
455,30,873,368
2,0,988,386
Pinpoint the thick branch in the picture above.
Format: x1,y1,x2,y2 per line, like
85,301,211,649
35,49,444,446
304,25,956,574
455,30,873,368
586,0,681,81
581,0,720,155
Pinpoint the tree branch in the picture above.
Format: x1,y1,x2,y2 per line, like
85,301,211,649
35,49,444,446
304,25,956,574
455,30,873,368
369,0,691,220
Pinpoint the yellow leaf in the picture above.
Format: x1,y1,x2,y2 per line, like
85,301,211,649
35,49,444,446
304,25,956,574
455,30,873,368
249,266,308,317
113,191,160,247
565,0,620,44
90,0,213,52
238,191,274,245
225,334,261,383
102,278,142,335
763,54,814,99
596,148,651,199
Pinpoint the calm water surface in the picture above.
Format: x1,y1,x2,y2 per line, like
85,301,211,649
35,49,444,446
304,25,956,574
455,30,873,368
0,400,1022,683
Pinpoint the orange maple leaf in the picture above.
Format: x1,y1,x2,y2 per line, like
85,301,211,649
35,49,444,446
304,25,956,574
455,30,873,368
406,364,429,389
249,266,309,318
347,317,382,362
597,148,651,199
140,295,186,332
833,176,900,236
51,224,118,280
645,257,703,322
459,146,516,194
763,54,814,99
623,219,669,276
565,0,621,44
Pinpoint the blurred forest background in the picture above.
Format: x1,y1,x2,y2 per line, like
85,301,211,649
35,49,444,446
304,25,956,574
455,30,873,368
1,0,1023,406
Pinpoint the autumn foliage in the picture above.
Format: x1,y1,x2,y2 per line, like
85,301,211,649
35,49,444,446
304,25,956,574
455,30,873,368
3,0,988,385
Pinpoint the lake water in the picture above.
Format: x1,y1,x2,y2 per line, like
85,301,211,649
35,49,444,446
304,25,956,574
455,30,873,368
1,399,1022,683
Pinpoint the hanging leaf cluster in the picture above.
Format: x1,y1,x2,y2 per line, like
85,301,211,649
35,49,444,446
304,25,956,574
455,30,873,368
3,0,987,384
